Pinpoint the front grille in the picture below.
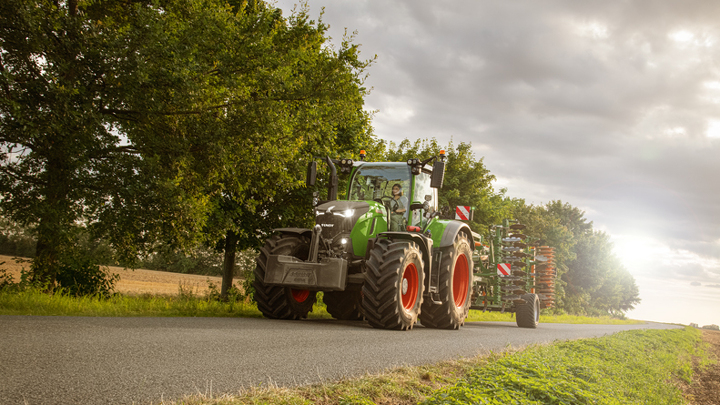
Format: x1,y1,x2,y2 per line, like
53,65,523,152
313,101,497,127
315,212,351,240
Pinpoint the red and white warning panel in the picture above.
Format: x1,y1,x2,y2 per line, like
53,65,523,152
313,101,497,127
497,263,511,276
455,206,471,220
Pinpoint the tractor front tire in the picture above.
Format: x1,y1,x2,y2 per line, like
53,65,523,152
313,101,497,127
419,233,473,329
324,289,364,321
253,234,317,320
362,239,424,330
516,293,540,328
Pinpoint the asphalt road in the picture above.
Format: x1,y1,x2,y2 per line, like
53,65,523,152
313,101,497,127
0,316,681,405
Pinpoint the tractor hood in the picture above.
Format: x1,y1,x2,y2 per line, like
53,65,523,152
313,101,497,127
315,201,371,224
315,200,372,242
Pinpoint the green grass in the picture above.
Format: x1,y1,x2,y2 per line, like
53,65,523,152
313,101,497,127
0,287,333,318
466,310,643,325
0,289,639,326
422,327,709,405
167,327,709,404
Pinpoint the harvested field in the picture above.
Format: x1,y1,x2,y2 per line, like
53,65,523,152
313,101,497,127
0,255,226,296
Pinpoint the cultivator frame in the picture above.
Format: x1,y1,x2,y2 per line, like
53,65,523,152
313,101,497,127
468,219,556,317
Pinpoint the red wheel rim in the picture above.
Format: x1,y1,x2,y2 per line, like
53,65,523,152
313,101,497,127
401,263,419,311
452,254,469,308
291,289,310,303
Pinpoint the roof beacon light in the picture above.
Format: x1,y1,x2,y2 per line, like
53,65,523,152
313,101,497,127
439,150,447,162
359,150,366,161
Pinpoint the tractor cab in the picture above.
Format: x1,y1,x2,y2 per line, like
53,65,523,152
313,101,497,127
347,162,438,230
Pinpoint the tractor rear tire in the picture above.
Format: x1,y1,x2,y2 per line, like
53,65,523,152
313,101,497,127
419,233,473,329
362,239,424,330
253,234,317,320
516,293,540,328
324,289,364,321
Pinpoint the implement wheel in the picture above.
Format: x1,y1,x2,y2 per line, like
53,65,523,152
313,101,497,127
253,234,317,319
419,233,473,329
362,239,424,330
516,293,540,328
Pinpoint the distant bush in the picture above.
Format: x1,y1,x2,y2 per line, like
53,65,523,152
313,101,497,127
53,255,119,297
140,245,224,275
140,246,258,279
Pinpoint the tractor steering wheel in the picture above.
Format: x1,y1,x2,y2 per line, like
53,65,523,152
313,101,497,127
375,195,393,211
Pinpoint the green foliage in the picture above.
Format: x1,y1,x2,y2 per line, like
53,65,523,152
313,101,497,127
53,255,119,297
423,327,703,405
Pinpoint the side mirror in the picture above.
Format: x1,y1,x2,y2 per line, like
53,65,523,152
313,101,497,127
430,161,445,188
307,161,317,187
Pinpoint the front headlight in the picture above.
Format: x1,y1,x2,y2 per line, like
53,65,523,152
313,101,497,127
333,209,355,218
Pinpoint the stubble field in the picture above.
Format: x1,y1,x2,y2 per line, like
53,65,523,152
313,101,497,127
0,255,223,296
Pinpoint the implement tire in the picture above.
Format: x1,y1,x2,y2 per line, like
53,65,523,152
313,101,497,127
253,234,317,319
362,239,424,330
419,233,473,329
324,290,364,321
516,293,540,328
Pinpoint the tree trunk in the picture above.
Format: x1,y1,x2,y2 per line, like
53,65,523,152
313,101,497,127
32,147,71,289
221,231,238,299
33,219,60,289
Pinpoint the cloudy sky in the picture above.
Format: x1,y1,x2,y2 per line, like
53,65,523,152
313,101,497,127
276,0,720,326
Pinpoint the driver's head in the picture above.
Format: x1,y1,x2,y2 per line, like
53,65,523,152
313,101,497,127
392,183,403,196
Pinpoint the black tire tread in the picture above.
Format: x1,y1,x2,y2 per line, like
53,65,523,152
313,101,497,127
516,293,539,328
362,239,424,330
253,234,316,320
419,234,473,330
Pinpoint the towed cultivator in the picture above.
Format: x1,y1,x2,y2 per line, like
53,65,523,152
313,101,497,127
469,220,556,327
252,151,556,330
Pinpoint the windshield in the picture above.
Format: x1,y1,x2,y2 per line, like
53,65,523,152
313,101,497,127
348,164,411,202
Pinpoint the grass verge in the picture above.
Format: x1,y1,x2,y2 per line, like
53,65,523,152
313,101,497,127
423,327,709,405
169,327,709,405
0,289,638,325
466,310,642,325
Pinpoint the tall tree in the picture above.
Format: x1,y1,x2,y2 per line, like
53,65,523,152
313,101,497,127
191,3,374,297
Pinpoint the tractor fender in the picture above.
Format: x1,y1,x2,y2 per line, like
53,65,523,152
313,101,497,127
439,221,475,250
274,227,313,238
376,232,432,272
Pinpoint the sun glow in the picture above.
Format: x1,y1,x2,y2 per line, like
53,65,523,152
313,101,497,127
612,235,668,270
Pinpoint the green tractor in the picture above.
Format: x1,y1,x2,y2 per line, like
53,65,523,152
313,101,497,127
253,150,477,330
252,151,551,330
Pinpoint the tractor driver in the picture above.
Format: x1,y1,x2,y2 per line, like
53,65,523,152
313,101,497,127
389,183,406,231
